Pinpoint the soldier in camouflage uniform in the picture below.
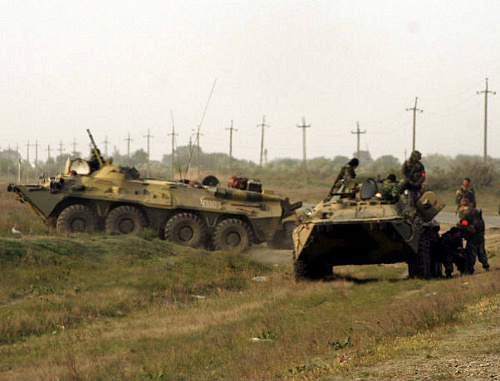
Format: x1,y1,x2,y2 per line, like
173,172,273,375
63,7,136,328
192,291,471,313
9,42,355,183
376,174,399,202
455,177,476,212
329,158,359,195
441,227,466,277
399,150,426,201
458,201,489,274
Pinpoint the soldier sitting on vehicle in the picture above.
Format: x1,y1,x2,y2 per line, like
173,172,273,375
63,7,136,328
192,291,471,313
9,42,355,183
375,174,399,202
329,158,359,196
399,150,426,202
88,148,105,173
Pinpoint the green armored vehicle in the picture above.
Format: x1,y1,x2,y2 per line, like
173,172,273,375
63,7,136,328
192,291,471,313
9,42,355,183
7,131,301,253
293,179,444,280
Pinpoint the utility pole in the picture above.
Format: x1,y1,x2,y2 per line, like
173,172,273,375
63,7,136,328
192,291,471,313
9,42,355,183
7,144,11,180
297,117,311,180
477,78,496,163
191,128,203,180
103,136,109,157
226,120,237,174
125,133,133,166
46,144,51,161
16,144,20,182
58,141,64,158
144,129,154,178
257,115,269,167
169,111,178,178
34,140,39,172
26,140,30,182
351,122,366,160
406,97,423,152
72,139,77,157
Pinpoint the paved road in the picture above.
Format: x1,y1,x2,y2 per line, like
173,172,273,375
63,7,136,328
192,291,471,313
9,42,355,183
438,212,500,227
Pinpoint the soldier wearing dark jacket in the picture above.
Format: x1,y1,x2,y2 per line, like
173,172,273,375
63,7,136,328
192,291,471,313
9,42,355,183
441,227,465,277
329,158,359,195
399,150,426,200
458,202,489,274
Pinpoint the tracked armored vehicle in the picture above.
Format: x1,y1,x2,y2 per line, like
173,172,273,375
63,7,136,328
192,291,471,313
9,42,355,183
293,179,444,280
7,131,301,253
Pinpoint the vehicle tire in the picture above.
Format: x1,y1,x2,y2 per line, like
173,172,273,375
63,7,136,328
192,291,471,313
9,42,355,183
105,205,147,235
408,231,432,279
268,221,295,250
164,213,206,248
56,204,97,233
294,257,333,281
212,218,253,253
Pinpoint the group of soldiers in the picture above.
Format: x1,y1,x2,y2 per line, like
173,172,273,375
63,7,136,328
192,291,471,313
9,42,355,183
332,151,490,278
446,177,490,276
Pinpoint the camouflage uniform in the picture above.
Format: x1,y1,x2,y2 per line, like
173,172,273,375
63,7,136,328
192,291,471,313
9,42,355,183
441,227,465,277
378,178,399,202
330,162,357,194
458,207,489,274
399,150,426,199
455,185,476,210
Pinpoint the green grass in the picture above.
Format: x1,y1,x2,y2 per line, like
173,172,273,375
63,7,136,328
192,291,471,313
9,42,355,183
0,234,499,380
1,182,500,380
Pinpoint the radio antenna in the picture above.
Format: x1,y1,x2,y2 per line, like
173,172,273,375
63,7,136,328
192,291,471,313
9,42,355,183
184,78,217,179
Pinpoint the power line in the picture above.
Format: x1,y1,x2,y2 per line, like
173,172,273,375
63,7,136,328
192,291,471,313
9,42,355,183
477,78,496,163
406,97,423,152
257,115,269,167
351,121,366,160
168,111,178,178
297,117,311,177
226,120,237,175
144,129,154,178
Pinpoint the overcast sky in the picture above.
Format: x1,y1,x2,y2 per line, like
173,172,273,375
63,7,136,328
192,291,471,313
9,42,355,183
1,0,500,164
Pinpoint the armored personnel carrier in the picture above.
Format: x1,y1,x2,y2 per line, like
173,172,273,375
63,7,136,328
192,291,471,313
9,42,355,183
293,178,444,280
7,131,301,253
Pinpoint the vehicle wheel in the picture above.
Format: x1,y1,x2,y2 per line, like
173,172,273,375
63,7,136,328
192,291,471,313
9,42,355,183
294,258,333,281
268,221,295,250
164,213,206,248
212,218,253,253
56,204,96,233
105,205,147,235
408,231,431,279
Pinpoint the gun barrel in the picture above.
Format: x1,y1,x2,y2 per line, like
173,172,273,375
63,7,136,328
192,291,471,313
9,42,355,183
86,129,104,167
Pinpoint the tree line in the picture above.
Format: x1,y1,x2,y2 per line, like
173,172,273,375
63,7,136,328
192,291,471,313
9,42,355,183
1,146,499,192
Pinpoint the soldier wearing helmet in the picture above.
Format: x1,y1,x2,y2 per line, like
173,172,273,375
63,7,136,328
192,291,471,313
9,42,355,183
399,150,426,201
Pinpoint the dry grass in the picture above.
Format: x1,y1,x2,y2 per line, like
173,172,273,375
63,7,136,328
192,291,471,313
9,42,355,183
1,182,500,380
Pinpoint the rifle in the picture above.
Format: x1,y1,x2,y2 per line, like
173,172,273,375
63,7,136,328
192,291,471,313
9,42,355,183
86,129,104,168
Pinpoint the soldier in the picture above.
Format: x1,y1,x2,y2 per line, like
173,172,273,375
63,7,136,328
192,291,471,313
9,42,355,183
88,148,102,173
329,158,359,195
399,150,426,201
376,173,399,202
458,201,490,274
441,227,465,277
455,177,476,212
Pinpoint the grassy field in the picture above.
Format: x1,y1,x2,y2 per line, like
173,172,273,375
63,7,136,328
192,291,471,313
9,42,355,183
1,183,499,380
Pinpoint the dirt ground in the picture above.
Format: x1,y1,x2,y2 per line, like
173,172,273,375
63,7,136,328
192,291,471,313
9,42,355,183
249,227,500,380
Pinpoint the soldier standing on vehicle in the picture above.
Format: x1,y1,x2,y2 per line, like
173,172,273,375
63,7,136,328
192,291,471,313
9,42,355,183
329,158,359,195
399,150,426,201
458,200,490,274
441,227,466,277
455,177,476,212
